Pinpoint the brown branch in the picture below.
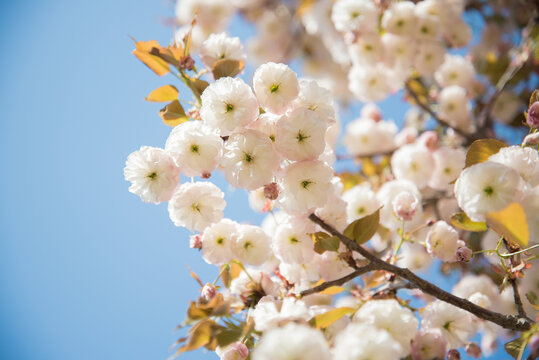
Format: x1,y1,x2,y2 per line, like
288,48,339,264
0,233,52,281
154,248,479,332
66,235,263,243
299,263,376,297
404,82,476,142
509,278,528,320
308,213,534,332
476,14,536,130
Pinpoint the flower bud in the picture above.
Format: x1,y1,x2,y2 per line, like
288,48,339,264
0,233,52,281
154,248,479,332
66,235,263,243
201,283,217,301
465,343,481,359
392,191,419,221
418,131,440,152
360,103,382,122
447,349,461,360
523,132,539,146
529,333,539,359
217,341,249,360
179,55,195,71
456,247,472,262
528,101,539,128
190,234,202,250
263,182,279,200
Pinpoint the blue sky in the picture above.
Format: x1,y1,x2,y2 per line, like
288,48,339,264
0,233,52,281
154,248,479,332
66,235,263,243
0,1,518,359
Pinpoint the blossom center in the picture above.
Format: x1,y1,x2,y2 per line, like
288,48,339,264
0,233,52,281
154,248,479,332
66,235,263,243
191,144,199,153
296,131,310,143
483,186,494,196
301,180,313,189
225,103,234,112
270,84,280,93
146,171,158,180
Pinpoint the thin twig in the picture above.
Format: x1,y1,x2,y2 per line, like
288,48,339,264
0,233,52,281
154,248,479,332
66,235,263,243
307,213,534,332
404,82,475,142
299,263,376,297
510,278,528,319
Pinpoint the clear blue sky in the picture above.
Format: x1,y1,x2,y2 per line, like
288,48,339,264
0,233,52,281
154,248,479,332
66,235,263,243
0,1,515,359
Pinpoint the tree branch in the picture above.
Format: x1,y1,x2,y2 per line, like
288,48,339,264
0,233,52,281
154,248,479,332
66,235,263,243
308,213,534,332
404,81,477,142
299,263,376,297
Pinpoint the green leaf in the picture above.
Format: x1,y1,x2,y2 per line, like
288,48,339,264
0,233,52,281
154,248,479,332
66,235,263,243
486,202,529,247
212,59,245,80
159,100,189,127
465,139,507,168
505,337,524,359
216,328,243,348
310,307,356,329
145,85,179,102
173,319,220,357
343,209,380,245
525,291,539,311
312,232,340,254
451,212,487,232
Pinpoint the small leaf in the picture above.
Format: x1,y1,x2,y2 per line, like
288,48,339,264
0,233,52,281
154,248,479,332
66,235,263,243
344,209,380,245
212,59,245,80
132,39,170,76
504,337,524,359
465,139,507,168
530,89,539,108
145,85,179,102
216,328,243,348
312,232,340,254
319,286,345,296
486,203,529,247
525,291,539,311
310,307,356,329
451,212,487,232
173,319,220,357
159,100,189,127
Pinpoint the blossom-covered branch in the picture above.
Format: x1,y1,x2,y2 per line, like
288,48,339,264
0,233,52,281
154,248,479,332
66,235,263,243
308,213,534,332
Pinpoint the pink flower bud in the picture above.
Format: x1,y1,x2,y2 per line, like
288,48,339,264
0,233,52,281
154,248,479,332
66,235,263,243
201,283,217,301
523,132,539,146
395,127,418,147
263,182,279,200
179,55,195,71
360,103,382,122
456,247,472,262
465,343,481,359
419,131,440,152
217,342,249,360
190,234,202,250
187,108,201,120
528,101,539,128
447,349,460,360
529,333,539,359
392,191,419,221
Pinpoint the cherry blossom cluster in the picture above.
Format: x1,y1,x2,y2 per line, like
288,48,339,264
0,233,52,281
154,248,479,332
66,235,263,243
124,0,539,359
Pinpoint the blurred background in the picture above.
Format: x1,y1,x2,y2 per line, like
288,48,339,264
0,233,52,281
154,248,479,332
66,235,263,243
0,1,527,359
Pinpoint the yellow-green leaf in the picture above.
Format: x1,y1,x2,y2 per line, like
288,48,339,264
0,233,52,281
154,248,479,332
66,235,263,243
132,39,170,76
529,89,539,108
310,307,355,329
344,209,380,245
216,328,243,348
212,59,245,80
451,212,487,232
504,337,524,359
312,232,340,254
173,319,220,357
465,139,507,168
319,286,345,296
145,85,179,102
159,100,188,127
486,203,529,247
